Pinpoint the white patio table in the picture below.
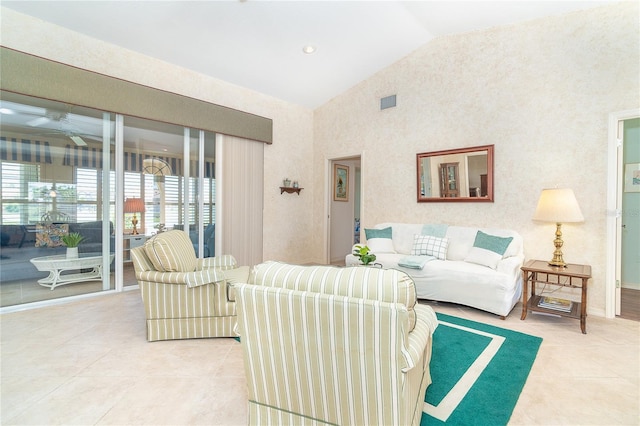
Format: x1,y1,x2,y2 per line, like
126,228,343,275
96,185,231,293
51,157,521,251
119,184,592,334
30,253,115,290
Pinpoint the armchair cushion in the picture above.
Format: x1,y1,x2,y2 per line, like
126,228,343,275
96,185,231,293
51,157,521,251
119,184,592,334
144,230,197,272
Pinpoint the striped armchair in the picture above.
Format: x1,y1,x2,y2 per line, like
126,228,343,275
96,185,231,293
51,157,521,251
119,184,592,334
235,261,438,426
130,230,249,342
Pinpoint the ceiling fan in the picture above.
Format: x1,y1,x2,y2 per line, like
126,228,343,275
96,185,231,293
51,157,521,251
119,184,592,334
25,108,101,146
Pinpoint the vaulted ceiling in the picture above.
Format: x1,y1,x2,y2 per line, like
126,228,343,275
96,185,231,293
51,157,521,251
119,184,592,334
2,1,615,109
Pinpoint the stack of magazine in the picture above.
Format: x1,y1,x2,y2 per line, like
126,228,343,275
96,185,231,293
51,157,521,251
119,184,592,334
538,296,572,312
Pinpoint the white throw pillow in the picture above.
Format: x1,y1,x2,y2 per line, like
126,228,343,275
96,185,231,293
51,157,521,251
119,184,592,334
410,234,448,260
464,247,502,269
366,237,396,254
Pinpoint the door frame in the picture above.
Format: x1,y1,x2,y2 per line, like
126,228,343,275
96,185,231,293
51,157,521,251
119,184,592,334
324,152,363,264
605,108,640,318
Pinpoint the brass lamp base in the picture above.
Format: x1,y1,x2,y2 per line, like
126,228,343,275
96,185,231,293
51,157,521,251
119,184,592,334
131,213,139,235
548,259,566,268
548,222,567,268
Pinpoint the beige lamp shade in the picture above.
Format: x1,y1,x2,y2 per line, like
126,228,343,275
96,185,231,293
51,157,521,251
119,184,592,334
533,188,584,223
124,198,146,213
533,188,583,267
124,198,145,235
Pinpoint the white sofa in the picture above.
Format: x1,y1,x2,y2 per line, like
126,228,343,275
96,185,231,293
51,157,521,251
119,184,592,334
345,223,525,318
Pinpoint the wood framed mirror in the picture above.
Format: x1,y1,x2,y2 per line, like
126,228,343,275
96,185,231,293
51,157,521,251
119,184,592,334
417,144,494,202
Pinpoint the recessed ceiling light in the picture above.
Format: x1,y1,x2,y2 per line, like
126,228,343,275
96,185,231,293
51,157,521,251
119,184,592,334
302,45,316,54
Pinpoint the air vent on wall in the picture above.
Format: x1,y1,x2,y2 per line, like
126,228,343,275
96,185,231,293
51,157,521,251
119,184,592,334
380,95,397,110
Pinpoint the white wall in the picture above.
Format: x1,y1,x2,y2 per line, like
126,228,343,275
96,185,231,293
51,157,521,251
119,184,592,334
313,2,640,316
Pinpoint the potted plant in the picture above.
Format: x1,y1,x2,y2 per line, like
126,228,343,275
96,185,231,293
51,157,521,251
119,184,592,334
352,245,376,266
62,232,85,259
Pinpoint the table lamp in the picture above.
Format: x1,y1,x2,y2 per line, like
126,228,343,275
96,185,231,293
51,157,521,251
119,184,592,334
124,198,145,235
532,188,584,267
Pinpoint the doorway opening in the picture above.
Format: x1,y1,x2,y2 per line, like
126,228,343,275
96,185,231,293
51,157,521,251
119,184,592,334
327,155,361,265
606,109,640,321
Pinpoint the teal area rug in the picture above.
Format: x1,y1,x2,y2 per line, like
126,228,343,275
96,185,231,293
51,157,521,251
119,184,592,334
421,313,542,426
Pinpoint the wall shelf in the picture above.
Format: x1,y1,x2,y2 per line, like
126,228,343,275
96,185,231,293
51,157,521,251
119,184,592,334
280,187,303,195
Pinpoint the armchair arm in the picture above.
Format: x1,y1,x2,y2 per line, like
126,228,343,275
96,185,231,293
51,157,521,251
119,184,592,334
136,268,226,288
198,254,237,270
403,305,438,373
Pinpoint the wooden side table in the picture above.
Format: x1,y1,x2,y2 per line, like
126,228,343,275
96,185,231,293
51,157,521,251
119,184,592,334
521,259,592,334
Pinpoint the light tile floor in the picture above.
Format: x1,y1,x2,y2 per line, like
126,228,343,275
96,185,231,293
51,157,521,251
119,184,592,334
0,263,137,308
1,292,638,425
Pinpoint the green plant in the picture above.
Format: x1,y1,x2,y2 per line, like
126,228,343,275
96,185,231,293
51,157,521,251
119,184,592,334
62,232,85,248
353,244,376,266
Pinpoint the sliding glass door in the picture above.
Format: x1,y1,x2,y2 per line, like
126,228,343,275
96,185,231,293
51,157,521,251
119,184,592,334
0,91,115,306
1,92,219,307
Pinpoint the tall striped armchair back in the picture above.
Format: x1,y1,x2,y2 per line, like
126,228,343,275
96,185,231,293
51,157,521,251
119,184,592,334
236,262,437,426
249,261,418,330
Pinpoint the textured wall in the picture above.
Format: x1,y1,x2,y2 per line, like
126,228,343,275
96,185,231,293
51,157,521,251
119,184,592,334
0,6,318,264
314,2,640,316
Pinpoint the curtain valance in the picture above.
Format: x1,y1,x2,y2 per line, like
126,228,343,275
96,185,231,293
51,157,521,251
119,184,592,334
1,47,273,144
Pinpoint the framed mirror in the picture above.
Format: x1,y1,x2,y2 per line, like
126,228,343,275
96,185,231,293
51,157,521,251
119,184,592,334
417,144,494,202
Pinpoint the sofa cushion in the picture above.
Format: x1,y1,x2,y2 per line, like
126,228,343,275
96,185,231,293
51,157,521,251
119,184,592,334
68,221,108,244
250,261,418,331
375,223,422,255
144,230,197,272
464,231,514,269
365,226,396,253
410,234,448,260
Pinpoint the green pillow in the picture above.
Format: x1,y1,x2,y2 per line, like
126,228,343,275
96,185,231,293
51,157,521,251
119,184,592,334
473,230,513,255
364,227,392,240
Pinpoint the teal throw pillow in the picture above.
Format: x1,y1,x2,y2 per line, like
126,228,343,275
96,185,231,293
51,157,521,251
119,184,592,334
473,230,513,255
365,227,392,240
421,224,448,238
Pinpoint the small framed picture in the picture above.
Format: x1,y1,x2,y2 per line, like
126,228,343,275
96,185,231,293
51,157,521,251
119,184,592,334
624,163,640,193
333,164,349,201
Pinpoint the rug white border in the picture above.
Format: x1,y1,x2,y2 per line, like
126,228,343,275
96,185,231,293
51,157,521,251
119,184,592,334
423,321,506,422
